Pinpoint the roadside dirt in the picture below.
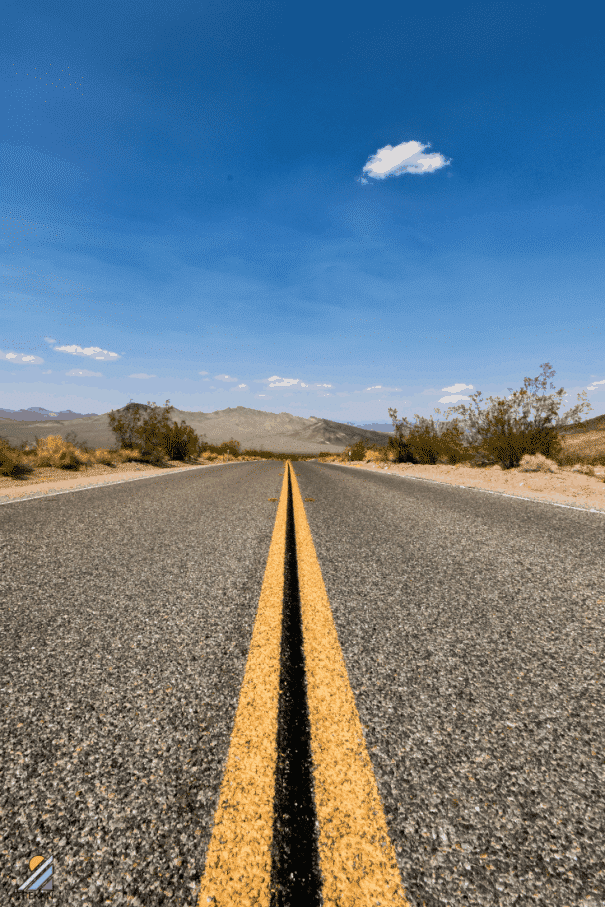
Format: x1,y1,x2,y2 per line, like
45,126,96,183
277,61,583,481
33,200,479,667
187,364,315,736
333,460,605,513
0,460,222,501
1,452,605,513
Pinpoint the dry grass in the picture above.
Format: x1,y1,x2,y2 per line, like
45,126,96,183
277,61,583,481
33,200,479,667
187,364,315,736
0,433,327,485
1,426,604,487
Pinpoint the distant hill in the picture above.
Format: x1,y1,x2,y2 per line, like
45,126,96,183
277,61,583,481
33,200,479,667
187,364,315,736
350,422,396,434
0,406,99,422
0,403,397,455
1,403,602,453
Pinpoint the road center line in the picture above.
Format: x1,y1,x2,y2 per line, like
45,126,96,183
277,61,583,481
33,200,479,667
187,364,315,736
196,466,289,907
288,461,411,907
270,464,322,902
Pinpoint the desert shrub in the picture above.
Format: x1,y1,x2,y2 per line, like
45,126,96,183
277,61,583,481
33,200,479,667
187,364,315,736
31,434,88,470
438,363,593,470
107,401,152,450
0,438,35,479
348,439,367,461
91,448,120,467
386,363,593,471
160,420,202,462
215,438,242,459
386,411,476,466
107,400,208,466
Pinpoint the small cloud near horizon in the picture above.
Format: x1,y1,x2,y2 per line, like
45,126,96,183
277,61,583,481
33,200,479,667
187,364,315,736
359,140,451,184
128,373,157,379
0,350,44,365
66,369,103,377
49,342,121,362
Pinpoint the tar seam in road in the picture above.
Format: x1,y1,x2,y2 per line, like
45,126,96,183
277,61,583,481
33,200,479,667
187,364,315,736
270,467,322,906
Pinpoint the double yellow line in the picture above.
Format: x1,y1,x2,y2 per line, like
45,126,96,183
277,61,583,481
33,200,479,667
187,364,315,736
197,462,410,906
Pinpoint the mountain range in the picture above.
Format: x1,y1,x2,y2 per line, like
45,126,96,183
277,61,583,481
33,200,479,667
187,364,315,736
0,404,398,455
1,404,602,455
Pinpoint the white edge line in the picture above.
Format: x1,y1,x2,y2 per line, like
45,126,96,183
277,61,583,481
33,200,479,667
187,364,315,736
323,462,605,516
0,462,232,506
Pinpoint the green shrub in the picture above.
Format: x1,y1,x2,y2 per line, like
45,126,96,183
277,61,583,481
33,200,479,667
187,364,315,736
439,363,591,470
348,439,367,461
107,399,209,467
387,363,594,471
386,411,475,465
160,420,202,462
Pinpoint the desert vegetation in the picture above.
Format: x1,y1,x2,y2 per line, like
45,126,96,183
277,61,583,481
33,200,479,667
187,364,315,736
0,399,335,480
324,363,605,480
1,366,604,481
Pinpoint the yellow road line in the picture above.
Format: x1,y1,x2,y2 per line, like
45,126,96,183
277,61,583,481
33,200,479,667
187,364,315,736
196,466,290,907
288,461,411,906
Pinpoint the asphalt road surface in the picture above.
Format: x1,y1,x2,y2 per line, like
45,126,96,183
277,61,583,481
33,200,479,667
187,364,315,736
1,460,604,906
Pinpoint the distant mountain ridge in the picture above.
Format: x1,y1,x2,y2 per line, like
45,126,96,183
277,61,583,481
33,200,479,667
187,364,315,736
0,406,99,422
0,403,398,455
1,404,602,454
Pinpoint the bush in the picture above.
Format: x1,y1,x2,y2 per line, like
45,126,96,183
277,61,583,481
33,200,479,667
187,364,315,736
348,439,367,461
386,410,476,466
0,439,35,479
160,420,202,462
107,400,209,466
31,434,89,470
387,363,594,471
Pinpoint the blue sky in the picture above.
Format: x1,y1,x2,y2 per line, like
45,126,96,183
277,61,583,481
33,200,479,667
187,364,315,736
1,0,604,431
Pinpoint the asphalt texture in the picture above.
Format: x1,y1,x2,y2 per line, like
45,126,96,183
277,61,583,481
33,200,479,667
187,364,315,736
1,460,604,906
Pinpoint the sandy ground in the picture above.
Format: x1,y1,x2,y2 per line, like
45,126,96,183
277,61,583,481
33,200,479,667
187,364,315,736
1,455,605,512
330,460,605,513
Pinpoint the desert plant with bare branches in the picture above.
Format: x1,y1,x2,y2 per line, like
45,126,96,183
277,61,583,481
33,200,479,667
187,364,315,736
438,362,593,469
384,363,595,470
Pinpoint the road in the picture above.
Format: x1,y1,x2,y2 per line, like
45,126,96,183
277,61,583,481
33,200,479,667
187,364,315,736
1,460,603,906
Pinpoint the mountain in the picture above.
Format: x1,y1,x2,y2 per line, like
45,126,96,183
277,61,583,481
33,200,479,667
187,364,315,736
352,422,396,434
0,407,99,422
0,403,398,455
1,403,602,454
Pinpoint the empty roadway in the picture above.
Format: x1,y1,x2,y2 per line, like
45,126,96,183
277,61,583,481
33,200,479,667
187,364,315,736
1,460,603,905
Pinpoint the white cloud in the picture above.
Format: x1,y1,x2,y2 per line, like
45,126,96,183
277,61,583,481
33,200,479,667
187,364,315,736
0,349,44,365
264,376,304,388
66,369,103,377
198,370,209,376
44,336,57,344
442,383,474,394
214,374,238,382
51,343,121,361
587,379,605,390
437,382,474,405
128,373,157,379
361,140,451,182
